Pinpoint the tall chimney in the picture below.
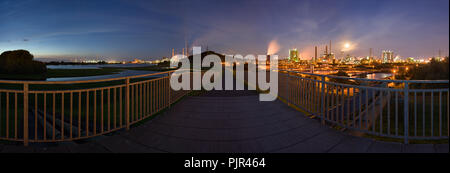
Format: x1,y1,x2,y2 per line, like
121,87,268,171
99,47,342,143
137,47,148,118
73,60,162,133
329,40,332,54
182,48,185,56
325,45,328,55
314,46,318,62
172,48,174,57
370,48,372,58
185,40,188,57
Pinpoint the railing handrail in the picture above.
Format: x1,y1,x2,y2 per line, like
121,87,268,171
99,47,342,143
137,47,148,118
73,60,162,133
0,70,193,146
278,70,449,144
0,70,176,85
279,69,449,84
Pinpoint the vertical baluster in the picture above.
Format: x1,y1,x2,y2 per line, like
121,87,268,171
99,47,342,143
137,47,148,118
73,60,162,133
380,90,383,135
365,88,369,130
331,85,335,123
135,85,138,120
321,78,326,123
395,91,398,136
6,92,9,139
387,91,390,135
120,87,123,127
152,81,154,114
23,84,29,145
404,82,409,143
70,92,73,139
93,90,96,135
108,88,111,131
372,89,376,133
347,87,350,128
0,92,2,138
447,91,449,137
86,91,89,137
422,91,425,136
342,86,345,125
125,78,130,130
143,83,146,117
78,91,81,138
14,93,17,140
431,92,434,136
101,89,104,133
140,83,143,119
61,92,64,140
35,93,38,140
414,92,417,137
52,93,55,140
359,88,362,130
353,88,356,128
439,91,442,137
114,87,117,129
327,84,331,121
147,81,150,114
131,84,134,122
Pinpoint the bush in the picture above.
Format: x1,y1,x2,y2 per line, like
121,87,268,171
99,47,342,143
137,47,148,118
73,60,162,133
0,50,47,74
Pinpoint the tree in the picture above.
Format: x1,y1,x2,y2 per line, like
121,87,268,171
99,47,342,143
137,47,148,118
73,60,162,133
0,50,47,74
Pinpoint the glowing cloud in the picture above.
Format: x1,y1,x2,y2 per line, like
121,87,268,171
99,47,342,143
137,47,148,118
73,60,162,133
267,40,281,55
341,41,356,52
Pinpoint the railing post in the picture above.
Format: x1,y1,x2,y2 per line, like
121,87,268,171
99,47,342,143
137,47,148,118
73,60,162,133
125,78,130,130
168,72,172,108
403,82,409,144
286,71,290,105
320,76,326,125
23,83,29,146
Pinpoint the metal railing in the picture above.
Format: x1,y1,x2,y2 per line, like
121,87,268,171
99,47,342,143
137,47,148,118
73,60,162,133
0,71,191,145
278,70,449,143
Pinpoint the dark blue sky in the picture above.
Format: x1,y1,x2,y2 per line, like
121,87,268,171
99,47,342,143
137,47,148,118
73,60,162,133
1,0,448,61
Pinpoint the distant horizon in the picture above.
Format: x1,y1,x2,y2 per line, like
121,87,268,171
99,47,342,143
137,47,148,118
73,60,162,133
1,0,449,61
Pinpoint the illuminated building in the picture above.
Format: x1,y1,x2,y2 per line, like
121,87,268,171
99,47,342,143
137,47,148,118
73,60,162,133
382,50,394,63
289,49,299,62
406,57,416,63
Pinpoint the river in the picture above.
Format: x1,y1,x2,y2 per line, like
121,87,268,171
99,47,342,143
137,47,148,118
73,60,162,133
45,64,164,82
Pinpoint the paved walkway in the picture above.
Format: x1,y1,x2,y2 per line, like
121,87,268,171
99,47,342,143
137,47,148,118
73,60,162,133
0,93,447,153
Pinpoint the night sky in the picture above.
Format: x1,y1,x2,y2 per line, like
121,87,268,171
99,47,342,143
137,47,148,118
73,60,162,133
1,0,448,61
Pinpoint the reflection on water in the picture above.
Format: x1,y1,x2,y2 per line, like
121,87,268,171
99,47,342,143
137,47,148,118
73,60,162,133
47,64,153,69
297,69,392,80
46,70,163,81
364,73,392,80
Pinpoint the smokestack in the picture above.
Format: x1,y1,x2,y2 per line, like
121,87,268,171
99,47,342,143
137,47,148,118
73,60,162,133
182,48,185,56
329,40,332,54
325,45,328,55
370,48,372,58
172,48,174,57
314,46,317,62
185,40,188,57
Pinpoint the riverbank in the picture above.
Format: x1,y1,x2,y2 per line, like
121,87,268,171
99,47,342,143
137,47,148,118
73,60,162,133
0,65,173,81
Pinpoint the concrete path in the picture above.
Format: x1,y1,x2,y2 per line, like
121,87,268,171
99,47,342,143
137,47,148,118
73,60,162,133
0,93,447,153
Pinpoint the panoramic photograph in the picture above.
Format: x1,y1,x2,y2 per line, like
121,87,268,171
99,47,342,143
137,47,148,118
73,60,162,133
0,0,448,170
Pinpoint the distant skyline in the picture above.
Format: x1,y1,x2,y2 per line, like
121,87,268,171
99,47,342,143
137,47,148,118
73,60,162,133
1,0,449,61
